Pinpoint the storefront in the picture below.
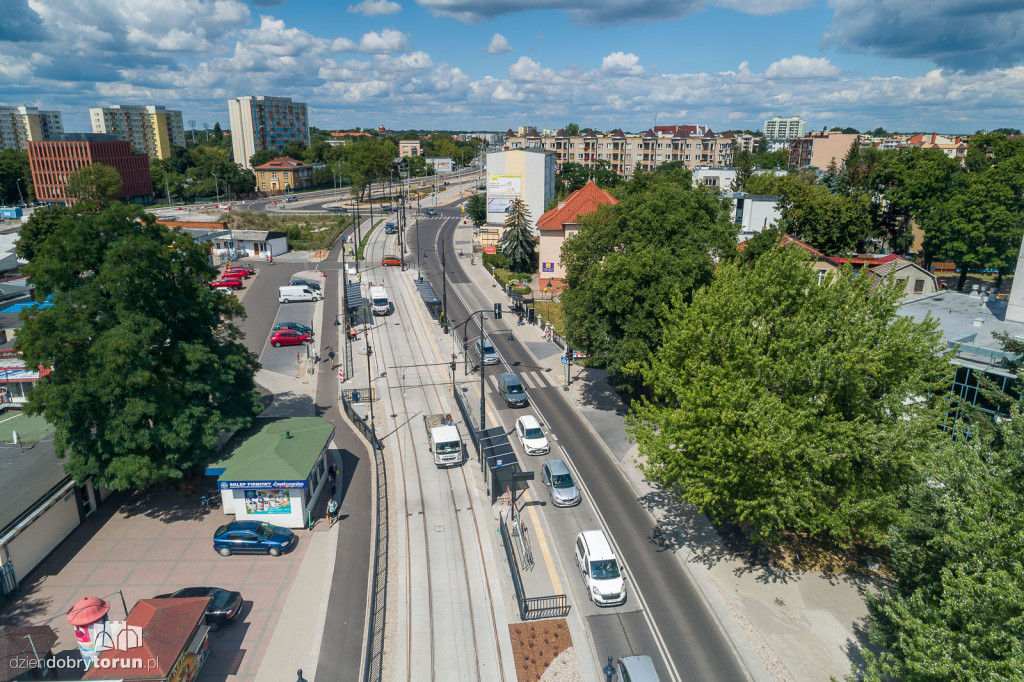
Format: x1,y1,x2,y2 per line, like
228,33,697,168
206,417,335,529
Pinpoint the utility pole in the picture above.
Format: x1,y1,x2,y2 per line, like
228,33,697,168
399,192,406,270
365,311,376,444
415,195,421,280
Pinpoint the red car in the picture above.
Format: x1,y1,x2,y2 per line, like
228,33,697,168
271,330,312,347
223,268,250,279
231,264,256,275
210,278,243,290
381,255,401,266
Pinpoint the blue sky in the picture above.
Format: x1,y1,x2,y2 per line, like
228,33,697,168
2,0,1023,136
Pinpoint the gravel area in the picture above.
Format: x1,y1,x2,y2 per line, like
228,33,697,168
538,647,583,682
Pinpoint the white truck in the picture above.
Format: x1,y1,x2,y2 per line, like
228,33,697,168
424,413,462,467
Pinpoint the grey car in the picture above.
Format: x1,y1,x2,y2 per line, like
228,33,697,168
616,655,660,681
474,339,499,365
290,278,322,291
540,459,580,507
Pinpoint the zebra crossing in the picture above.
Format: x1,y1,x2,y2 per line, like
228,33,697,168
484,369,552,393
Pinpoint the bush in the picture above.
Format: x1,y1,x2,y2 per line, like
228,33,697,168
512,285,532,295
482,252,508,270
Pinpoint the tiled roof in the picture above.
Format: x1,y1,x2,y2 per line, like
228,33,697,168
254,156,311,170
82,598,209,680
537,181,618,231
736,233,823,256
157,220,229,230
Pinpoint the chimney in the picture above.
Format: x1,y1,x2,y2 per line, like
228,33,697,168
1005,231,1024,323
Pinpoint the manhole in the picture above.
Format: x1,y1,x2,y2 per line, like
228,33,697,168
434,526,445,533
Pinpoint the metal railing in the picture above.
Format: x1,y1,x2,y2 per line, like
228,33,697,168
499,514,569,621
0,560,17,604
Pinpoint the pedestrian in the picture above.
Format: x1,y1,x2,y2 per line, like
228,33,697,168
328,349,336,368
329,468,337,496
326,497,339,527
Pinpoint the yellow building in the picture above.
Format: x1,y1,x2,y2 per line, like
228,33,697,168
254,156,313,195
89,105,185,160
0,105,63,151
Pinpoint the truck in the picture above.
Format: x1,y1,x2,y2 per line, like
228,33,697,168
424,413,462,467
384,221,397,234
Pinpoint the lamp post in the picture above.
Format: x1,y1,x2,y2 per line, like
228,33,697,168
15,178,24,205
364,310,377,446
212,173,219,204
602,656,616,682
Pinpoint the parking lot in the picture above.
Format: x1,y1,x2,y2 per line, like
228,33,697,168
0,482,323,682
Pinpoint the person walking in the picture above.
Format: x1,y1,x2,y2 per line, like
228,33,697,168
328,349,336,368
329,466,337,496
326,498,339,527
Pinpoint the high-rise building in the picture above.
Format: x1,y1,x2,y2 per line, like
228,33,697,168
89,105,185,160
228,96,309,169
763,116,806,140
28,134,152,205
0,105,64,151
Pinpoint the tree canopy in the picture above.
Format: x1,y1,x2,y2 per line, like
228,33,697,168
628,245,953,545
0,149,32,204
16,203,262,490
66,163,122,202
465,194,486,226
560,165,736,389
555,161,621,198
774,174,873,253
499,199,536,273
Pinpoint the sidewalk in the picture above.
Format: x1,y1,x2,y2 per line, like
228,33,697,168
449,225,873,682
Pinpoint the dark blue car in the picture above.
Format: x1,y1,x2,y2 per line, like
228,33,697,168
213,520,295,557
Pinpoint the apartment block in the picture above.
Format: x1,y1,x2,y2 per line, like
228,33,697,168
0,105,64,152
764,116,806,140
503,124,734,180
89,105,184,160
27,134,152,205
483,148,556,239
399,140,421,157
787,131,858,169
229,96,309,169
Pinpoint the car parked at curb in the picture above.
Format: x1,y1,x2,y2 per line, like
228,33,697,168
154,587,243,628
213,520,294,557
273,322,313,336
540,459,580,507
210,278,243,290
515,415,550,455
227,264,256,276
223,268,250,279
271,329,312,347
290,278,321,291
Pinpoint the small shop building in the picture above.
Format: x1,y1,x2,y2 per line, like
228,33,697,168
205,418,335,529
81,598,211,682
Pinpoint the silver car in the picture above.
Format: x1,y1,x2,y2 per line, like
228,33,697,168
474,339,499,365
540,459,580,507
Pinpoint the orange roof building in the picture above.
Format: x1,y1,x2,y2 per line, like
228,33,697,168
253,156,313,195
536,181,618,280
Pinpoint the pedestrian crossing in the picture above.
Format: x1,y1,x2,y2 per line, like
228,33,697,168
484,369,552,393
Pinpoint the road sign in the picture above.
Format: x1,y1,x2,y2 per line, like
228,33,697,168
560,356,568,365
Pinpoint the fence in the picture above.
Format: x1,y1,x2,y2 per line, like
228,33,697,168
0,560,16,604
339,393,387,682
499,515,570,621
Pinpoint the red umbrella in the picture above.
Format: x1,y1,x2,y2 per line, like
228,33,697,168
66,596,110,626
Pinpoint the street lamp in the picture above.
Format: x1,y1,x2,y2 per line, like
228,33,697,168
212,173,219,204
15,178,24,205
602,656,616,682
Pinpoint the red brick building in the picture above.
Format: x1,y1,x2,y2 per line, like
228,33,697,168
27,134,152,205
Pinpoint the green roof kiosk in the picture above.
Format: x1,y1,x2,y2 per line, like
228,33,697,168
205,418,335,529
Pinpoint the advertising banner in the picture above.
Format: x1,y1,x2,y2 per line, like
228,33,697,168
244,489,292,515
487,174,522,196
218,480,306,489
487,197,515,214
541,262,554,273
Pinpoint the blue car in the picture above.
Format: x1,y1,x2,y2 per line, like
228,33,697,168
213,520,295,557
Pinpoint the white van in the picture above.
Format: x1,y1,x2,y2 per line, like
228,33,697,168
574,530,626,606
279,285,323,303
370,286,390,316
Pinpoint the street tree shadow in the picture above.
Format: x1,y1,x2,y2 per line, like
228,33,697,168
572,367,629,416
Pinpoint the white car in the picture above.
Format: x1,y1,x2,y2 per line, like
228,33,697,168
515,415,550,455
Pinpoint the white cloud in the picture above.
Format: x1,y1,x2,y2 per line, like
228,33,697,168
348,0,402,15
764,55,841,79
359,28,408,53
481,33,512,54
376,51,434,73
508,56,555,82
601,51,644,76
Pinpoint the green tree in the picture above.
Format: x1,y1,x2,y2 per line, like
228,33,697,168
775,175,873,253
0,149,32,204
465,194,486,226
629,245,952,545
861,405,1024,680
249,150,277,167
750,148,788,169
16,203,262,490
16,204,77,262
565,122,580,136
560,166,737,389
65,163,122,202
730,149,753,191
743,172,782,196
499,199,536,273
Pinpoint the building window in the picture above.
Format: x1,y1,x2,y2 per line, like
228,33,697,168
914,279,925,293
817,269,827,286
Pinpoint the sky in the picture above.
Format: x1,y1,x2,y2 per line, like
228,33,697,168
2,0,1023,136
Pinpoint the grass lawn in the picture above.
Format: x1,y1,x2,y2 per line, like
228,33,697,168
534,300,565,334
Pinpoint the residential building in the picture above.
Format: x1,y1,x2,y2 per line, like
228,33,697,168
728,132,759,153
502,125,734,180
27,134,152,205
399,139,422,157
0,105,64,151
484,148,556,240
89,104,185,160
764,116,806,139
536,181,618,280
788,131,859,169
692,166,787,192
228,96,309,169
907,133,969,163
728,192,781,242
253,156,313,195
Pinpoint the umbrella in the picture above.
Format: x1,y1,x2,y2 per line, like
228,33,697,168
0,625,58,682
66,596,110,626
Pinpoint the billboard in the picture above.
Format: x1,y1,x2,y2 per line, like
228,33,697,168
488,174,522,196
426,157,453,173
487,197,515,213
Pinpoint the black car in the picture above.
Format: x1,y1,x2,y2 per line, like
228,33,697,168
154,587,243,628
290,278,322,291
327,206,345,213
273,321,313,335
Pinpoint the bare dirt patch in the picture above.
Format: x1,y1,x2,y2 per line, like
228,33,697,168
508,619,573,682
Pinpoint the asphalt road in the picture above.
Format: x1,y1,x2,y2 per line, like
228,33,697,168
414,206,752,682
227,237,373,682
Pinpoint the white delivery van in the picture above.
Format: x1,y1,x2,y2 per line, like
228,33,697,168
370,286,390,316
279,285,323,303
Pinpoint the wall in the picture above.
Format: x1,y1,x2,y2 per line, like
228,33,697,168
484,150,555,232
2,480,81,583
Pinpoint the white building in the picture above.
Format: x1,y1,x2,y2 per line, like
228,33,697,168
692,167,788,192
89,105,185,160
0,106,64,152
228,96,309,169
764,116,806,140
484,149,556,233
728,192,782,242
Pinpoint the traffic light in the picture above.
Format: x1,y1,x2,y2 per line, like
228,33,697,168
450,359,456,372
493,303,502,319
566,346,573,360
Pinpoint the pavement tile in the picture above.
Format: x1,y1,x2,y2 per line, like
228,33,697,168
160,520,208,539
88,561,135,584
70,538,118,561
236,584,283,609
187,537,217,557
142,537,193,560
47,560,100,586
206,559,256,585
124,560,177,586
243,561,290,584
111,538,156,559
162,559,216,585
